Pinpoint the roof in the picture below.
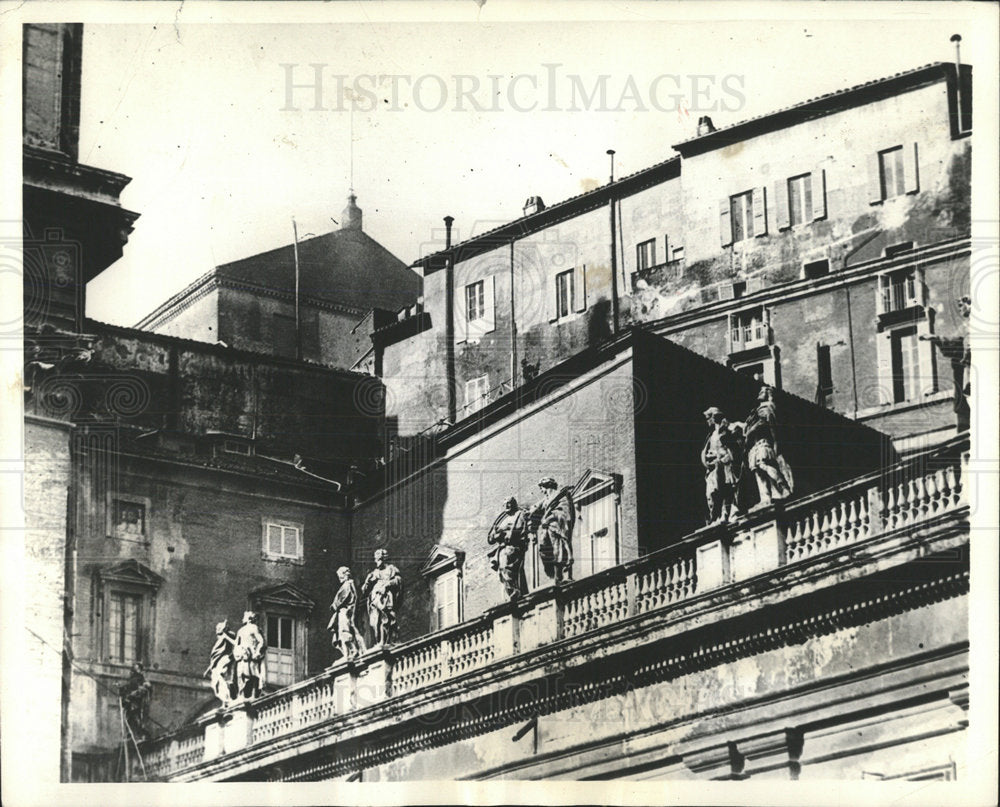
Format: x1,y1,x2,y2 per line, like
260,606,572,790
417,156,681,274
672,62,958,157
216,227,420,312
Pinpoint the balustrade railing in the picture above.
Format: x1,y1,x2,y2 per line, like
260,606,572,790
140,439,968,779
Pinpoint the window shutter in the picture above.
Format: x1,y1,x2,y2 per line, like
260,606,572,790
877,332,893,405
903,142,919,194
773,179,790,231
753,187,767,236
718,283,735,301
547,272,559,322
573,264,587,313
812,168,827,220
867,153,882,204
719,199,733,247
455,281,468,344
483,275,496,334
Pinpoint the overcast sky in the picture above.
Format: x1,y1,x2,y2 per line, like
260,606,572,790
79,4,988,326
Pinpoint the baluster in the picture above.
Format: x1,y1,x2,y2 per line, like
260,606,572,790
786,518,800,560
927,469,941,515
944,464,959,509
916,474,930,520
799,513,812,557
845,499,858,543
884,484,896,530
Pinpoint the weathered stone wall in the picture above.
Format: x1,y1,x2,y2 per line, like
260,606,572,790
22,417,74,783
352,356,640,642
148,288,219,345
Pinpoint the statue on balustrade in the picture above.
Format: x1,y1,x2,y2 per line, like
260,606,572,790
701,406,744,524
528,477,575,584
487,496,529,600
328,566,367,662
921,295,971,432
362,549,403,646
741,385,793,508
233,610,266,701
119,661,152,740
204,620,236,707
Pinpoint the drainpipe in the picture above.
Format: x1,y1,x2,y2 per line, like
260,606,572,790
607,149,620,334
443,216,457,423
509,238,517,388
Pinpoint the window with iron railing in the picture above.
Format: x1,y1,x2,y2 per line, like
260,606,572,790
729,307,770,352
878,268,922,315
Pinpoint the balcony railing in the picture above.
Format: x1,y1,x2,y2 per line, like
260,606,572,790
138,438,969,781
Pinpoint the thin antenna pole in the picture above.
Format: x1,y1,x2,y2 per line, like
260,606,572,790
607,149,620,334
292,217,302,361
349,101,355,193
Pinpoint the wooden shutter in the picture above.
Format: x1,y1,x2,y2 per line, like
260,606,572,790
753,187,767,236
812,168,827,220
773,178,790,231
867,153,883,204
547,272,559,322
877,331,893,404
482,275,496,334
719,199,733,247
903,142,919,194
455,280,468,344
573,264,587,313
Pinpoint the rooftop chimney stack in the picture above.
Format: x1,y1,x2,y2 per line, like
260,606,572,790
443,216,454,248
697,116,717,136
341,193,363,231
522,196,545,217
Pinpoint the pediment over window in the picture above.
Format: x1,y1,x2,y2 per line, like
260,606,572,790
249,583,315,613
420,544,465,577
572,469,622,505
98,559,163,589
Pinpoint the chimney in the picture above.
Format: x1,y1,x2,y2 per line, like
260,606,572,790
697,115,717,136
341,193,362,231
443,216,454,248
523,196,545,216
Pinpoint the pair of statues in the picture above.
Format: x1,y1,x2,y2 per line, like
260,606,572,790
327,549,403,662
204,611,266,707
487,476,577,600
702,385,794,524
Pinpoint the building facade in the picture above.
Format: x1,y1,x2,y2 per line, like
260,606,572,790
19,25,979,787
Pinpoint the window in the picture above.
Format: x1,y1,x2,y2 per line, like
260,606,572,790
464,374,489,415
889,326,921,404
670,246,685,263
803,259,830,280
870,143,919,203
107,592,141,664
262,519,303,562
97,561,162,667
421,545,465,632
788,173,813,226
816,344,834,406
466,280,485,323
223,440,252,455
266,615,295,687
878,268,922,315
730,191,754,242
573,470,623,577
556,269,574,319
111,498,146,539
636,239,656,271
432,570,461,631
251,583,314,688
457,276,495,343
729,307,770,352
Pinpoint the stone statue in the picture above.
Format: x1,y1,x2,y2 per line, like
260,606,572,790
361,549,403,646
528,477,575,584
328,566,366,662
233,610,266,701
741,385,793,508
921,295,971,432
204,620,236,707
119,662,152,740
487,496,529,600
701,406,743,524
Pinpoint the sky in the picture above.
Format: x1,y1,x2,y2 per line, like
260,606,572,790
78,3,989,326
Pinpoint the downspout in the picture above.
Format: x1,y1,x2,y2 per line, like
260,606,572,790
607,150,620,334
509,238,517,388
443,217,457,424
843,230,882,417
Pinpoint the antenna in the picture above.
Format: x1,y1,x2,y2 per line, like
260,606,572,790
607,149,616,184
349,95,355,194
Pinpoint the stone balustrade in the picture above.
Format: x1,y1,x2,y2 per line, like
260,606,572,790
139,439,968,781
